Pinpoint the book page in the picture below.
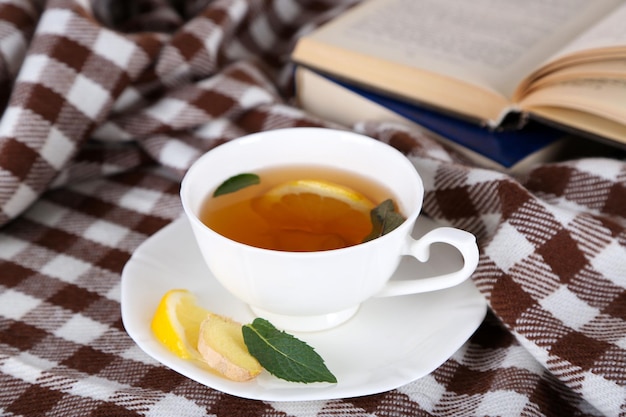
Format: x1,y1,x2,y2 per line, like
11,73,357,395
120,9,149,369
520,79,626,124
526,59,626,92
549,2,626,61
309,0,621,98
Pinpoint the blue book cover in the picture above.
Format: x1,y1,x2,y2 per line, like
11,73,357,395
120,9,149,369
326,75,566,169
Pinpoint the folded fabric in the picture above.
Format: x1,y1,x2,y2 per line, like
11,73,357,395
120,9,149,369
0,1,623,416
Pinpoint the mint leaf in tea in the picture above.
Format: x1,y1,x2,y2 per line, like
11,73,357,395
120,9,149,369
213,173,260,196
362,199,406,243
201,165,404,251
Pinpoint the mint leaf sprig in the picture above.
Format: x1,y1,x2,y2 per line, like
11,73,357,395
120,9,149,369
242,318,337,384
362,199,406,242
213,173,260,197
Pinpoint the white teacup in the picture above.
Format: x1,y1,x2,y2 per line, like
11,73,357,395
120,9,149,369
181,127,479,332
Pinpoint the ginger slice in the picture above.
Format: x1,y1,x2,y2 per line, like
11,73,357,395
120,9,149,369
197,313,262,382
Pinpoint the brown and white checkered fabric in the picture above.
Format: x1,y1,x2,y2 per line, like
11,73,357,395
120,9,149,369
0,1,624,416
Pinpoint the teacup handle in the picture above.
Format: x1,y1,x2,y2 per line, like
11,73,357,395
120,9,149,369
376,227,479,297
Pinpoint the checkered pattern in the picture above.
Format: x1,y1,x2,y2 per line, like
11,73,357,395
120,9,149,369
358,122,626,416
0,1,624,416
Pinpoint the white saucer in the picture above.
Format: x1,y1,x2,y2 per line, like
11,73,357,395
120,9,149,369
121,216,487,401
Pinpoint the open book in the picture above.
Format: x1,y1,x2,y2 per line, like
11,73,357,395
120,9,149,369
295,67,571,174
291,0,626,145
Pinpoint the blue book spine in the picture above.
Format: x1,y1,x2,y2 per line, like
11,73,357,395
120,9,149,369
328,75,565,168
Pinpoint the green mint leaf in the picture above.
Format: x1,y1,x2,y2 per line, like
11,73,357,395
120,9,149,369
213,173,260,197
362,199,406,243
242,318,337,384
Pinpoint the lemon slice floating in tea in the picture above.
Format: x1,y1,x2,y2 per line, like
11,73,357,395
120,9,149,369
151,289,209,360
253,179,376,251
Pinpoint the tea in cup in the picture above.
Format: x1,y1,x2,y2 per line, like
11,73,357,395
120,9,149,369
180,127,479,331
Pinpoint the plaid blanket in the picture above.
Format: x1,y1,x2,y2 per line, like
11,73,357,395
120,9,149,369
0,1,624,416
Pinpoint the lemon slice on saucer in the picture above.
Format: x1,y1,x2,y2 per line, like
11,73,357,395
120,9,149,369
150,289,208,360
